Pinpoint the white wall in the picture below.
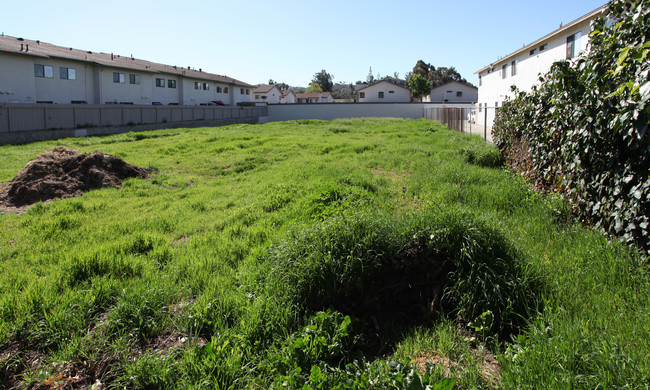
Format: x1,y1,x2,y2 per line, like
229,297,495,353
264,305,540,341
358,81,410,103
477,19,592,111
265,103,471,122
0,54,95,104
254,85,282,104
281,92,296,104
428,81,478,103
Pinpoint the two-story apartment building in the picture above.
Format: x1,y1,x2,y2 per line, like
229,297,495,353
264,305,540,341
475,4,607,128
357,81,410,103
0,34,254,106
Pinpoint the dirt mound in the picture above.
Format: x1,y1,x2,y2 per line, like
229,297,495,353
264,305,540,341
0,147,153,208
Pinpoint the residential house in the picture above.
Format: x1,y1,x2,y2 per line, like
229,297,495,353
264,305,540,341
357,81,410,103
0,34,254,106
253,84,282,104
281,89,296,104
296,92,332,103
475,5,607,127
426,81,477,103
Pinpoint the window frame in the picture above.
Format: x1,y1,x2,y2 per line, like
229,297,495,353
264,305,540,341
566,34,576,59
113,72,125,83
168,79,176,88
59,67,76,80
378,91,384,99
511,60,517,76
155,78,165,88
129,74,140,85
34,64,54,78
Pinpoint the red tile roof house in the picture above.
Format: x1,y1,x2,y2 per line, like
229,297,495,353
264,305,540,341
296,92,332,103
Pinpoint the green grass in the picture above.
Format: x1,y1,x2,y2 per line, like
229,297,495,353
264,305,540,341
0,118,648,389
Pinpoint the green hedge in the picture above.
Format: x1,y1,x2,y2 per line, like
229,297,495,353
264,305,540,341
493,0,650,254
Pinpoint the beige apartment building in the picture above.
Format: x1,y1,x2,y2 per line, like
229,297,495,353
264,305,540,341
0,34,254,106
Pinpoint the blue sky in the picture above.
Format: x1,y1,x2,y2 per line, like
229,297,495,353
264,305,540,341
2,0,607,87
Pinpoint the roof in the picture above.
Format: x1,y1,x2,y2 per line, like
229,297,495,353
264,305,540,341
357,80,410,92
253,84,279,94
431,80,478,91
0,34,253,87
296,92,331,99
475,4,607,74
281,89,295,96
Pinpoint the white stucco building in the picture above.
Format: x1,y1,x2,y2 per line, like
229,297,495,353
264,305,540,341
0,34,254,106
296,92,332,103
281,89,296,104
426,81,478,103
253,84,282,104
357,81,410,103
475,5,607,128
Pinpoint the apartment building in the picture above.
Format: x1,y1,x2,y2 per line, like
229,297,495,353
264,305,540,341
475,5,607,128
0,34,254,106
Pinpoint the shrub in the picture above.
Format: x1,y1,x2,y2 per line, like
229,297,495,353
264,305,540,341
493,0,650,254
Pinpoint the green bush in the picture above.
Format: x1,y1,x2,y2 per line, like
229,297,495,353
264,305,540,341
493,0,650,254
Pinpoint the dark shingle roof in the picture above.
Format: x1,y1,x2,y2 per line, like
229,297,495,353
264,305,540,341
0,34,253,87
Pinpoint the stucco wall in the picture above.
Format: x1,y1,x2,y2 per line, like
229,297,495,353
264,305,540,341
428,82,478,103
477,19,592,111
358,82,410,103
265,103,472,123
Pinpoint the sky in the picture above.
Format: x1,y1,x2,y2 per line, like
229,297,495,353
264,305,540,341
2,0,607,87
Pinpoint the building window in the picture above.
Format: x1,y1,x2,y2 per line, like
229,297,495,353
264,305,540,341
478,75,482,86
168,80,176,88
360,92,365,98
255,95,260,99
530,48,537,56
202,83,209,91
378,91,384,98
129,74,140,84
113,72,125,83
34,64,54,78
456,91,462,97
540,44,548,51
224,87,229,93
502,64,507,79
59,67,76,80
511,60,517,76
566,34,576,59
241,88,244,94
389,90,394,94
156,78,165,87
217,86,222,93
246,89,250,95
194,82,201,90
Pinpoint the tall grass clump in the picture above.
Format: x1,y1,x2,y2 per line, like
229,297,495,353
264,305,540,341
260,208,539,343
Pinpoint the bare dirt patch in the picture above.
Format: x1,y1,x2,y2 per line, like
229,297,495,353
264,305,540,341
0,147,153,211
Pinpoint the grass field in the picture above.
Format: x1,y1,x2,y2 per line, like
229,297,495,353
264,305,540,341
0,118,648,389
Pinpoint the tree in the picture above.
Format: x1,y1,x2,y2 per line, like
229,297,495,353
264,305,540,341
312,70,334,92
407,74,430,101
410,60,470,88
306,81,323,93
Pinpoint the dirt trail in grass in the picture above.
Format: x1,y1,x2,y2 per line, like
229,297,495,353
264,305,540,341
0,147,153,211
